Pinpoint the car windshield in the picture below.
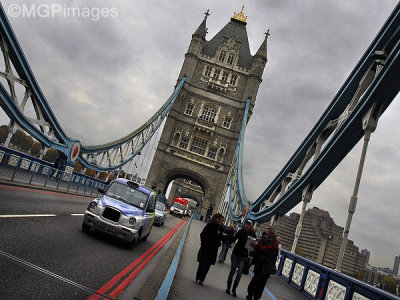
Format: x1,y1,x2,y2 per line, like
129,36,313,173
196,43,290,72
106,182,148,209
173,202,185,210
156,203,165,211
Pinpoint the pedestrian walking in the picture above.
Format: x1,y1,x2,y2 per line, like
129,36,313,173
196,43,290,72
226,219,255,297
246,228,279,300
196,212,224,285
218,224,234,263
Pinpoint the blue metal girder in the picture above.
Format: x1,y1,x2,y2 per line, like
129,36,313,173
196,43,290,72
228,99,251,222
0,2,185,171
77,77,186,172
0,4,78,154
247,3,400,222
81,77,185,153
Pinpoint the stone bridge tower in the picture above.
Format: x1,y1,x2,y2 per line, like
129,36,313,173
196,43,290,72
146,7,268,220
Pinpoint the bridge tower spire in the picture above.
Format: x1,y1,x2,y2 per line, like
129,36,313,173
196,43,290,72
146,8,269,220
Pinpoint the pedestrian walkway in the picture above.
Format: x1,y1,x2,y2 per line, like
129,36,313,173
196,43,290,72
167,219,308,300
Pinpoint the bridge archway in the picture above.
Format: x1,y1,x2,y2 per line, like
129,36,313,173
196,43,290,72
148,167,218,220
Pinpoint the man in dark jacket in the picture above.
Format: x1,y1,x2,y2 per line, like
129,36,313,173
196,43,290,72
218,224,234,263
196,213,224,285
246,228,279,300
226,219,255,297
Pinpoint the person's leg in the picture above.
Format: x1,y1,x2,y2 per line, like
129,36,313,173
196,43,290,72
253,274,269,300
227,254,239,294
196,263,202,282
232,257,245,297
246,275,257,300
219,242,228,262
199,263,211,282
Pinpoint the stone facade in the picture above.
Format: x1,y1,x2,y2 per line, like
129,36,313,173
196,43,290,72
146,11,268,220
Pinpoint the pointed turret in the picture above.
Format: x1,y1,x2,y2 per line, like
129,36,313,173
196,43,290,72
187,10,209,55
179,10,210,82
255,29,269,61
243,30,270,111
251,30,269,79
193,10,208,40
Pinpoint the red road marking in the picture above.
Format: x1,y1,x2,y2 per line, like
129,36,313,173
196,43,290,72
109,218,189,298
88,218,188,300
0,184,90,199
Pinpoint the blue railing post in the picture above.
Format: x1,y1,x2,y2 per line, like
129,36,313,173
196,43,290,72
56,171,63,189
10,156,19,181
344,282,354,300
83,181,88,194
316,270,329,300
76,177,80,193
28,166,35,184
67,174,73,191
44,166,51,187
277,251,286,275
299,265,309,292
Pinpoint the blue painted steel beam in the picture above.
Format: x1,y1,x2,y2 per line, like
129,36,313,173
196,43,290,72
81,77,185,153
0,3,78,150
247,3,400,222
77,76,185,172
228,99,251,222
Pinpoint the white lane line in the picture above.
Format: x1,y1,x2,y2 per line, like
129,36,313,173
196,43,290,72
0,214,84,218
0,214,57,218
0,250,112,299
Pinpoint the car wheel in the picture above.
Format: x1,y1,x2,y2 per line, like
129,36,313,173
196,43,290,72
140,226,152,241
82,222,90,233
127,231,140,249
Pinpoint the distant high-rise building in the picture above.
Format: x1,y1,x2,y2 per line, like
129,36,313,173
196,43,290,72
393,255,400,276
361,249,371,266
263,207,367,276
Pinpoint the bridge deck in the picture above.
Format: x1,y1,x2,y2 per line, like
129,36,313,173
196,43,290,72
167,219,308,300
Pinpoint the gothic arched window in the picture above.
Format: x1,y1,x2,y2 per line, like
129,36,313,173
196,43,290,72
200,105,217,123
227,53,235,65
217,148,225,162
218,50,226,62
204,66,212,77
185,103,194,116
223,116,231,129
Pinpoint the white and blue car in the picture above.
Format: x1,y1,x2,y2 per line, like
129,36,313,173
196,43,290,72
154,201,167,226
82,178,156,248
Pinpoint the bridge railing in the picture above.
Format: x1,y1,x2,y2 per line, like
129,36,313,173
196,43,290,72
277,249,399,300
0,146,107,196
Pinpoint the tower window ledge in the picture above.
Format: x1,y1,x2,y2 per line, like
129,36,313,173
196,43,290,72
207,81,228,93
195,118,215,131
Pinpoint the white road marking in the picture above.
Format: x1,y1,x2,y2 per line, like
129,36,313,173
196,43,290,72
0,213,84,218
0,250,112,298
0,214,56,218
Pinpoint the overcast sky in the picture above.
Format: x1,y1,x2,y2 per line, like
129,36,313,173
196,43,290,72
1,0,399,269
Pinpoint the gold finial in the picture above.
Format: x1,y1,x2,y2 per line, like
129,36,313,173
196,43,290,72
232,5,247,23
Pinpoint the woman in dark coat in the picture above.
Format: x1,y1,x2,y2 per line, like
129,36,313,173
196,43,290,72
196,213,224,285
246,228,279,300
226,219,256,297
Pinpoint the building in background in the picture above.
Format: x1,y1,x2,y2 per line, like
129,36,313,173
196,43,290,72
361,249,371,266
261,207,367,276
394,255,400,277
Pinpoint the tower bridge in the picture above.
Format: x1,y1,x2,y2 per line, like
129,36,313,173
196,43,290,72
0,2,399,299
